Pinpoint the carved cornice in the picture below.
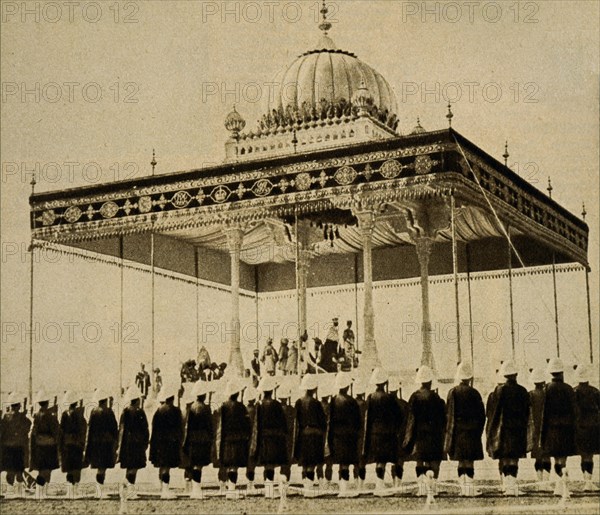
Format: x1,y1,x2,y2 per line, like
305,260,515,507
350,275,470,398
29,134,588,266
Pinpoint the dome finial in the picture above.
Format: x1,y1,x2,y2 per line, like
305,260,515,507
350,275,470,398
225,105,246,141
582,202,587,220
547,176,553,198
503,141,509,166
151,149,157,175
446,103,454,128
318,0,332,35
412,117,425,134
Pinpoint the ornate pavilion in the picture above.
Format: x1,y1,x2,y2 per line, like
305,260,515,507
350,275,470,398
28,6,590,391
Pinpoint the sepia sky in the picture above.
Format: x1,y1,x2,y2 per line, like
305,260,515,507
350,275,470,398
1,1,598,392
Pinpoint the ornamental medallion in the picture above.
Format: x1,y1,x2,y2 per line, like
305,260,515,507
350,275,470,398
138,196,152,213
295,172,311,191
334,165,357,185
211,185,230,203
379,159,402,179
414,155,434,175
99,201,119,218
41,210,56,226
252,179,273,197
64,206,82,223
171,190,192,209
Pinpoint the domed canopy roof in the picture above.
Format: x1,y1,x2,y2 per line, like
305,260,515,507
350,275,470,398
275,34,398,120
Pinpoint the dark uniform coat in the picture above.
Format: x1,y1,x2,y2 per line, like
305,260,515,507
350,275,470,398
59,407,87,472
540,378,577,457
0,411,31,472
293,395,326,467
85,406,118,469
328,392,361,465
30,407,60,471
395,397,409,462
182,400,213,467
250,397,289,466
117,405,149,470
403,388,446,462
486,380,530,459
364,390,402,464
356,397,368,469
444,383,485,461
528,386,548,460
216,399,250,468
574,382,600,455
149,403,183,468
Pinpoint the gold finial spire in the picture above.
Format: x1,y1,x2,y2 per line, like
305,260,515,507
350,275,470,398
503,141,509,167
151,149,157,176
446,103,454,128
547,176,553,198
318,0,332,35
582,202,586,220
30,172,36,192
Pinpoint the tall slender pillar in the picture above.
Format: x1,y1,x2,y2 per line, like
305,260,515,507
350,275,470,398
415,238,435,369
224,225,245,376
297,249,311,338
356,210,380,371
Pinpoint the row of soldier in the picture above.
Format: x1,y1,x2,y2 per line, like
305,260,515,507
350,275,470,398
1,358,599,500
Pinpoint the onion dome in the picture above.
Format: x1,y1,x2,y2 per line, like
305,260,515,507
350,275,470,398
271,43,398,127
411,117,425,134
261,1,398,133
224,105,246,138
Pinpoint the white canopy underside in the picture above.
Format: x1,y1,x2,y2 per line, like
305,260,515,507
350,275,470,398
166,204,506,264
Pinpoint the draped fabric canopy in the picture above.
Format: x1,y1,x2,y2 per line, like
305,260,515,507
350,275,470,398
165,204,507,264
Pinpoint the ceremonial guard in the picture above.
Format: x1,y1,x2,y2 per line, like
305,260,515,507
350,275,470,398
316,375,335,492
117,386,149,499
574,363,600,491
328,372,360,497
216,377,250,499
278,384,296,485
541,358,577,495
293,373,327,497
149,384,183,499
352,375,368,491
30,390,59,500
58,391,87,499
388,376,409,489
364,368,402,497
403,366,446,496
528,367,551,489
85,389,118,498
182,380,214,499
244,385,259,495
0,393,31,498
444,362,485,497
486,360,530,496
251,376,289,498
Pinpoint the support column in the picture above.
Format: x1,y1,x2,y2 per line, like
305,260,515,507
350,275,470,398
224,225,245,376
297,249,311,339
356,210,380,371
584,265,594,363
415,238,435,369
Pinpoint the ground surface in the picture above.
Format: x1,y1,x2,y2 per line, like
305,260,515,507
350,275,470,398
2,458,599,514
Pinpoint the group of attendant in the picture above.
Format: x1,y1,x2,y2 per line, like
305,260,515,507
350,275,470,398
1,357,598,500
